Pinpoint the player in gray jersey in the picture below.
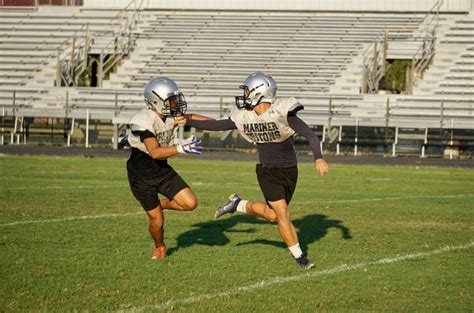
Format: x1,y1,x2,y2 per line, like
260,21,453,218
126,76,205,260
179,72,329,269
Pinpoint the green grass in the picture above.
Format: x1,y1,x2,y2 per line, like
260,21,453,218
0,155,473,312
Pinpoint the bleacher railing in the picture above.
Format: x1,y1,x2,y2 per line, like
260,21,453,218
55,0,143,87
405,0,442,94
361,0,443,94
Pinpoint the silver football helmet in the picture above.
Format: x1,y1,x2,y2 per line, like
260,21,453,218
235,72,277,110
144,76,187,117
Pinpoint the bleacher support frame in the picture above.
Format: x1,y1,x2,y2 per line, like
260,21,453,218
362,0,443,94
55,0,143,87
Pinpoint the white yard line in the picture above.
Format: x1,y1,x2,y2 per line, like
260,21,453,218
296,193,474,205
0,212,142,227
3,182,257,191
4,185,129,190
118,241,474,312
1,193,472,227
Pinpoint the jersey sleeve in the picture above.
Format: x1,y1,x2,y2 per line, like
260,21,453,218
187,119,237,131
286,98,304,116
287,115,323,160
129,110,156,134
131,127,155,142
274,98,304,117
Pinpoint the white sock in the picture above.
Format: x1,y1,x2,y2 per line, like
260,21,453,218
288,243,303,259
236,200,248,213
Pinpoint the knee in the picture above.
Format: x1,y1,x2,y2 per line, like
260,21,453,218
273,209,290,223
266,210,278,223
149,215,164,228
182,197,198,211
268,214,278,223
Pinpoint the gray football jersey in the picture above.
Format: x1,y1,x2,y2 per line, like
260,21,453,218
229,97,303,144
127,109,177,153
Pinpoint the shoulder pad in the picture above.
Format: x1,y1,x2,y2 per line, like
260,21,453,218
288,100,304,116
273,97,304,116
130,125,148,132
228,107,241,120
129,109,155,133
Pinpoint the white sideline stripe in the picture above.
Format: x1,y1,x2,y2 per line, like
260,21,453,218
1,193,472,227
0,212,141,227
119,242,474,313
296,193,474,205
4,182,258,190
4,185,129,190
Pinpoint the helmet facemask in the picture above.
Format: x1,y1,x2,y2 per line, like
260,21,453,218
162,92,187,117
235,84,264,110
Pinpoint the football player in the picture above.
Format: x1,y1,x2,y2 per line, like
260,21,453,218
126,76,204,260
178,72,329,269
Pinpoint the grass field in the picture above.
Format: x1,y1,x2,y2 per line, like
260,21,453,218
0,155,473,312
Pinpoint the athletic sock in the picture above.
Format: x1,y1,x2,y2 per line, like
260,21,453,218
288,243,303,259
236,200,248,213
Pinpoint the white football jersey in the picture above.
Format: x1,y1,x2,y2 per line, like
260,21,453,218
229,97,303,144
127,109,177,153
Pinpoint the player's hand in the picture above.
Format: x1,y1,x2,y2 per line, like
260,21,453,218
176,135,202,155
315,159,329,176
174,115,188,126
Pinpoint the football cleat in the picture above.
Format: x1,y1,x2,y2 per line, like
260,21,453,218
294,255,315,270
215,193,240,219
151,245,167,260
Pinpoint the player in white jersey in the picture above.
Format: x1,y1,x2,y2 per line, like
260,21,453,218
179,72,329,269
126,76,204,260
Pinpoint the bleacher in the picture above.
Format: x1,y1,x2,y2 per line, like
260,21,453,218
0,4,473,156
0,7,126,87
78,11,427,124
105,11,423,95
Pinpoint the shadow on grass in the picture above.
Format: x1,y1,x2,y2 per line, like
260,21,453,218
167,214,351,256
236,214,352,252
167,214,266,256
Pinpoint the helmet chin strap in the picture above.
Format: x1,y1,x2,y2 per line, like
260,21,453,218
259,96,274,104
251,95,274,108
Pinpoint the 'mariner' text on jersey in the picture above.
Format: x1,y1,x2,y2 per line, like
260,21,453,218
243,122,281,142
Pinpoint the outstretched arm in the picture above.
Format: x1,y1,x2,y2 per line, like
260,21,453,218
287,115,329,176
187,118,237,131
187,113,214,121
174,113,213,126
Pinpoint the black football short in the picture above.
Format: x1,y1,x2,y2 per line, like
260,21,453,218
256,164,298,204
127,166,189,211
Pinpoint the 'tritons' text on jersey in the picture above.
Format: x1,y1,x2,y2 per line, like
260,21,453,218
243,122,281,142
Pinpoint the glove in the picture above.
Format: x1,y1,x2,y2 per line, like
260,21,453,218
176,135,202,155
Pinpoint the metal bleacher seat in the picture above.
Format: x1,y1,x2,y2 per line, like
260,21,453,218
5,7,472,153
0,8,121,88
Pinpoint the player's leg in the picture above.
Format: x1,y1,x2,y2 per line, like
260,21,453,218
267,199,298,246
268,199,314,269
160,187,198,211
146,206,167,260
157,168,198,212
260,165,314,269
214,193,277,221
246,201,277,222
127,169,167,259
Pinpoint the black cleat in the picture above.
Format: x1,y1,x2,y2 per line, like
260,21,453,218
215,193,240,219
294,256,315,270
